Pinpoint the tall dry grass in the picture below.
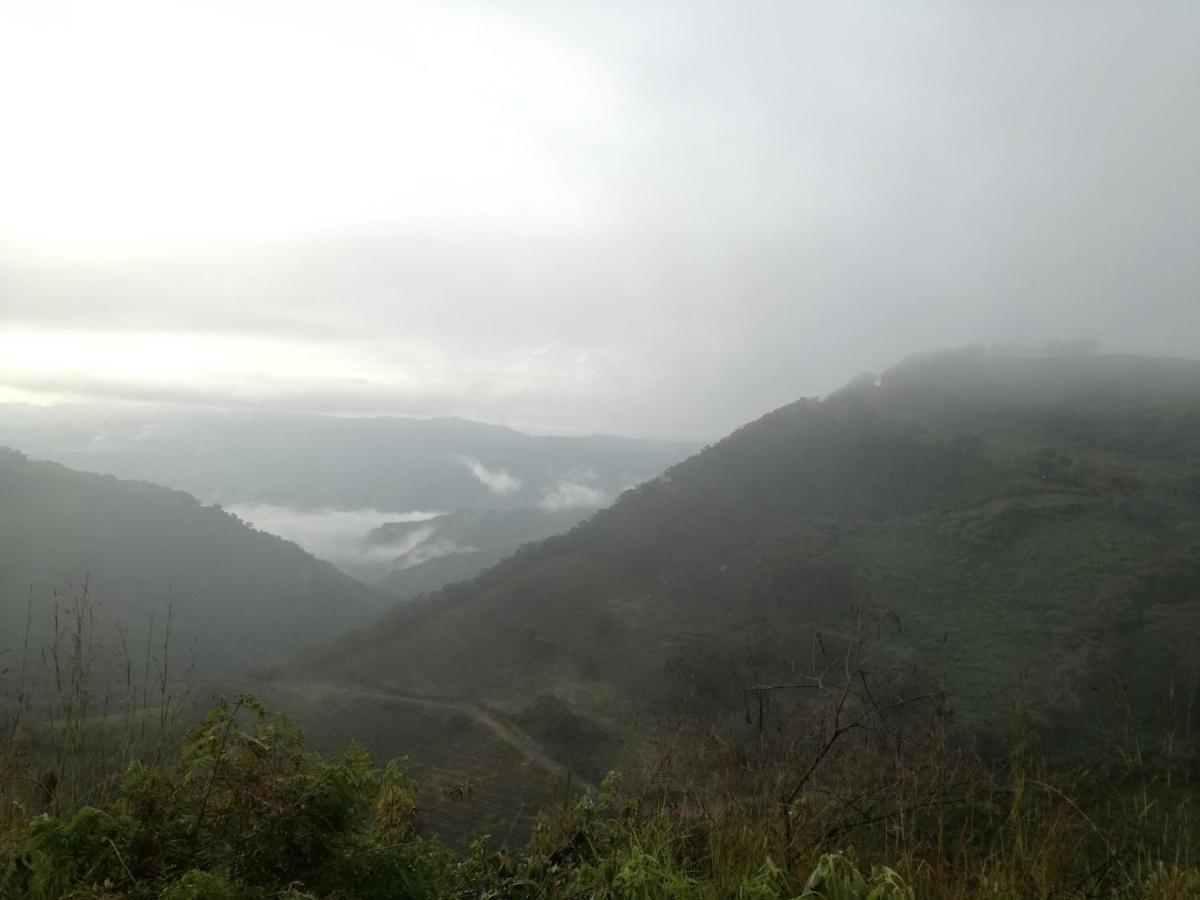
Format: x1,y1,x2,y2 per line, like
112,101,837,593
1,579,192,826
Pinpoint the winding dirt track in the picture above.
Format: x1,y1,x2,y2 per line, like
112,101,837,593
292,679,594,791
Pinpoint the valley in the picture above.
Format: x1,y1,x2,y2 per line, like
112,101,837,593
4,351,1200,896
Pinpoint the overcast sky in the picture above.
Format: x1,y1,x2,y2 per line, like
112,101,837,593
1,0,1197,440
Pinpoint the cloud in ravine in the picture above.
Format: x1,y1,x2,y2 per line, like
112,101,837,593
226,503,441,580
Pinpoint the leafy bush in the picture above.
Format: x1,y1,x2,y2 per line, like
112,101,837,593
800,852,913,899
1,695,454,899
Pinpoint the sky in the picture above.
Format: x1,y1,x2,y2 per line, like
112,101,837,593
1,0,1198,441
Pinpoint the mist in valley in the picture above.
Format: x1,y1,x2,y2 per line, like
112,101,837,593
224,503,443,582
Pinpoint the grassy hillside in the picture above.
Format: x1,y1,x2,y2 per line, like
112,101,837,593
312,351,1200,766
250,680,573,848
0,449,392,678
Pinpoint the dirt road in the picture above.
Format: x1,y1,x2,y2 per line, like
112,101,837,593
289,679,593,791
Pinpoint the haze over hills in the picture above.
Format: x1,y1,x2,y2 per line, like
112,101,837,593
0,405,697,513
0,406,696,594
0,448,393,679
310,351,1200,773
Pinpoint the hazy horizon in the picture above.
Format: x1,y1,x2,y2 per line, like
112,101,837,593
3,1,1198,441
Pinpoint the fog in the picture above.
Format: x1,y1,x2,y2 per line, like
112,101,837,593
226,503,442,581
540,480,611,513
2,2,1197,439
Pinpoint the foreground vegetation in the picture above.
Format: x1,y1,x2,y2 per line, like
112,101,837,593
4,581,1198,898
2,682,1197,899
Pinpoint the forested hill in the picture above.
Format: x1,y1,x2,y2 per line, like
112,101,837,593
0,449,392,676
313,352,1200,762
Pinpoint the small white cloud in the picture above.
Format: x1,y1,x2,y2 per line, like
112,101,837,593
540,479,608,512
458,455,523,495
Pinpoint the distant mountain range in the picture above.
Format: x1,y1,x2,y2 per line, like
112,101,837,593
0,405,697,513
309,352,1200,774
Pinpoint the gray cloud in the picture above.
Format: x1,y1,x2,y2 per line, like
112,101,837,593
2,1,1197,440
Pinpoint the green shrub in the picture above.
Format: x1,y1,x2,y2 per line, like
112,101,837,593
159,870,258,900
1,695,447,899
800,852,913,900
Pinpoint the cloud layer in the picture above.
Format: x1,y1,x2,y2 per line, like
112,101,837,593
226,503,441,581
2,1,1197,439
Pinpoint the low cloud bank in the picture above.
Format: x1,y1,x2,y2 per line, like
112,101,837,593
226,503,441,581
458,456,523,495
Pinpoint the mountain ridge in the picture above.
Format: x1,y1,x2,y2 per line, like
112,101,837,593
308,351,1200,771
0,405,698,512
0,447,393,678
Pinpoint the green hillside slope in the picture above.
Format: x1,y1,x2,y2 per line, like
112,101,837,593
0,449,392,677
313,352,1200,767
